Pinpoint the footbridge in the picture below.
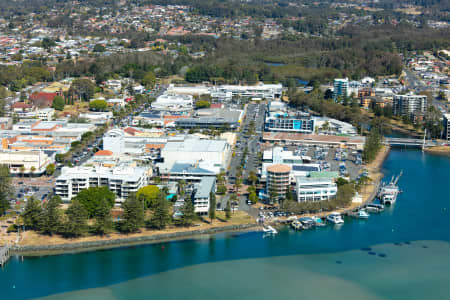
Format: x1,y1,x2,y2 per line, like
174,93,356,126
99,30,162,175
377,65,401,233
383,137,435,148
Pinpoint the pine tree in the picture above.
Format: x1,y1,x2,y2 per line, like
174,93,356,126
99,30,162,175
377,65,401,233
120,194,144,233
63,200,88,238
149,193,171,229
22,197,43,230
178,199,196,227
209,192,216,222
0,165,12,215
93,198,113,235
40,195,62,235
225,200,231,220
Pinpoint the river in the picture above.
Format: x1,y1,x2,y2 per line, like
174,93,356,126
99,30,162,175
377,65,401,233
1,148,450,300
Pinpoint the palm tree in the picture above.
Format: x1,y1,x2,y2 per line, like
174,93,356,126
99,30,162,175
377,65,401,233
19,166,25,178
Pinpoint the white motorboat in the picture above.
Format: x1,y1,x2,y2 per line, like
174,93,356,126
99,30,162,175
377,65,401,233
327,212,344,224
262,225,278,234
357,209,370,219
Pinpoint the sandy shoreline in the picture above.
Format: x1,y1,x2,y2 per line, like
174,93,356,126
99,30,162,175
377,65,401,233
424,146,450,157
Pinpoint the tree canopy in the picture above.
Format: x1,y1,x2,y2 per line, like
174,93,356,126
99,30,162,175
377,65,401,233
74,186,115,218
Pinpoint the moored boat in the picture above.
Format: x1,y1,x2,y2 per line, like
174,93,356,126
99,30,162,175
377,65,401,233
327,212,344,224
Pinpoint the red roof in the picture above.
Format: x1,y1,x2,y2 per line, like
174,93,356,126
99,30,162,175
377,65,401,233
123,127,141,136
210,103,224,109
29,92,57,108
12,102,32,109
94,150,113,156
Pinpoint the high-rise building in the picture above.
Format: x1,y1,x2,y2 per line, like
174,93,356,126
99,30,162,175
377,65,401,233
333,78,349,100
266,164,291,201
392,93,427,119
444,114,450,143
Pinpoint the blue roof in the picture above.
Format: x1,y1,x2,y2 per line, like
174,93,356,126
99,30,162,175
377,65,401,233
170,163,215,175
292,165,319,172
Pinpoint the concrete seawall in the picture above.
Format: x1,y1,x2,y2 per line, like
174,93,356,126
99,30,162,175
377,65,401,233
11,224,260,256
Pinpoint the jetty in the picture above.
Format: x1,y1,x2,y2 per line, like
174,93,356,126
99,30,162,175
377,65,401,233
0,244,11,267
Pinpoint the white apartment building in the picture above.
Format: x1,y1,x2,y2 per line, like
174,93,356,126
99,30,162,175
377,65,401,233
192,176,216,214
0,150,51,175
444,114,450,143
55,165,151,203
333,78,349,100
296,177,337,202
393,93,427,118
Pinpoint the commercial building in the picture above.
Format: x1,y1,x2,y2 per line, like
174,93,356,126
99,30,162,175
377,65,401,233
262,147,320,182
175,108,243,129
296,177,337,202
161,138,231,169
0,150,51,175
192,176,216,214
266,164,291,200
333,78,349,100
263,132,365,150
265,112,315,134
444,114,450,143
55,165,151,202
37,108,55,121
393,93,427,119
158,161,219,182
151,94,193,112
214,83,282,100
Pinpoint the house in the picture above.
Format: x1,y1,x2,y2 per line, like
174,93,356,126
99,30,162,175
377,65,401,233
11,102,33,113
29,92,57,108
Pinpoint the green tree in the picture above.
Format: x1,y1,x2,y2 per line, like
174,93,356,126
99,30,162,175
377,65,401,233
74,186,115,218
63,200,88,238
71,79,96,101
41,37,56,50
120,194,144,233
93,44,106,52
336,177,349,187
46,163,56,176
142,71,156,89
93,198,113,236
89,99,108,111
52,96,65,111
209,192,216,222
216,184,227,195
249,191,258,204
22,197,43,230
148,193,171,229
225,200,231,220
248,171,258,185
40,195,62,235
0,165,12,215
195,100,211,109
136,185,160,208
178,200,196,227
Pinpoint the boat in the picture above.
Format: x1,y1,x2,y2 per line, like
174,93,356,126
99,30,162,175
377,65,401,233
365,203,385,213
298,217,315,229
357,209,370,219
326,212,344,224
291,220,303,230
378,171,402,205
262,225,278,234
311,216,326,227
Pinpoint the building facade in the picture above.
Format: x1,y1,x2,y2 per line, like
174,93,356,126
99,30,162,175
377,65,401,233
296,177,337,202
55,165,150,202
266,164,291,200
192,176,216,214
333,78,349,100
0,150,51,175
393,93,427,119
444,114,450,143
265,112,315,134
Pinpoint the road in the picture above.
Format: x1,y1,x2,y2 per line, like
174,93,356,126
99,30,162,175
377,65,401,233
220,102,266,214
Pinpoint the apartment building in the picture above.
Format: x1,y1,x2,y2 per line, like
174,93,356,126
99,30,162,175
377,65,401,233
192,176,216,214
393,93,427,119
333,78,349,100
444,114,450,143
55,165,151,202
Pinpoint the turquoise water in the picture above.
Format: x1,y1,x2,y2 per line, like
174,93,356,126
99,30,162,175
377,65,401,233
1,149,450,299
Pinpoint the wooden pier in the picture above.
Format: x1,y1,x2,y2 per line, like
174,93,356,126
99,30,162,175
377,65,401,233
0,244,11,267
